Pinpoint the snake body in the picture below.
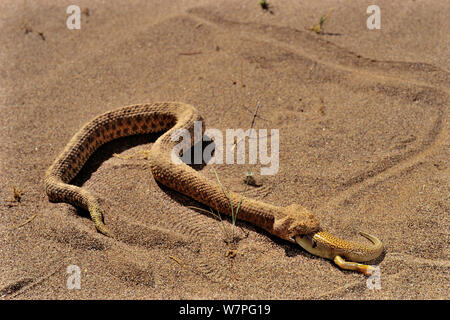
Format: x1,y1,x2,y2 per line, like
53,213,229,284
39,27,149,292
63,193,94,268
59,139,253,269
45,102,383,274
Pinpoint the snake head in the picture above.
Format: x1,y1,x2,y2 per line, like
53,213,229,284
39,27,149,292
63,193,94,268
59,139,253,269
272,204,321,241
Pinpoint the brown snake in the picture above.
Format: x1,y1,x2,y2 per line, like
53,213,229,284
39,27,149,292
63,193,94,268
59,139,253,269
45,102,383,275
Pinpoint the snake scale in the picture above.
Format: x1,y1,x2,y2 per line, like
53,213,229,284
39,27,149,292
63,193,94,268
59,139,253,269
45,102,383,275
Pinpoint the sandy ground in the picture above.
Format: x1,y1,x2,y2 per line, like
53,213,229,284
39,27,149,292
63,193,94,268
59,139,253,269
0,0,448,299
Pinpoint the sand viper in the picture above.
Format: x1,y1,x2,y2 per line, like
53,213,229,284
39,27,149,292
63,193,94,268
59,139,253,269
45,102,383,275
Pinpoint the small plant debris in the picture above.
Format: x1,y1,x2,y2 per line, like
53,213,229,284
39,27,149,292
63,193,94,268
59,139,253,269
82,7,90,17
23,23,33,34
37,32,46,41
6,186,23,207
260,0,269,10
13,186,23,202
22,23,46,40
311,9,334,34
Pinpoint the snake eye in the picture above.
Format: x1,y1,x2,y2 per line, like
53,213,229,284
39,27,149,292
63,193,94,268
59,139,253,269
312,239,317,248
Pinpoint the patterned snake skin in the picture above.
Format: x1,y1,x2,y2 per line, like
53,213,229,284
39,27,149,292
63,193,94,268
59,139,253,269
44,102,320,240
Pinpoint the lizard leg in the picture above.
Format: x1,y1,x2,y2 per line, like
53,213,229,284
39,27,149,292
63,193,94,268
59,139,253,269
333,255,376,276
